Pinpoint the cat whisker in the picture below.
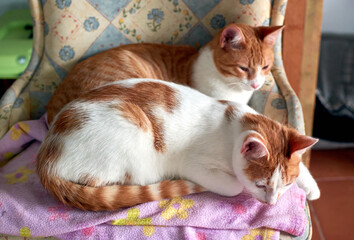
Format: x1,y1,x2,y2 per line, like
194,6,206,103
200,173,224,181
227,82,249,89
227,82,241,87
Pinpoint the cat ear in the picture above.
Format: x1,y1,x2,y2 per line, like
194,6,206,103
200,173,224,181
288,131,318,156
219,25,245,49
241,136,269,161
258,25,285,46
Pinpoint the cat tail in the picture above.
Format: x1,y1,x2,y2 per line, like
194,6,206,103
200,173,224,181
38,174,206,211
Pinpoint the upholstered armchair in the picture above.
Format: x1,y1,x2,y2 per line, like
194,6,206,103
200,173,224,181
0,0,318,239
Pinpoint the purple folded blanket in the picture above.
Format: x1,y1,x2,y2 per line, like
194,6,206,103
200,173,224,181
0,115,307,239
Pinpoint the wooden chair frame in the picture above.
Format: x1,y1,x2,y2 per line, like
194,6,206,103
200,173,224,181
283,0,323,167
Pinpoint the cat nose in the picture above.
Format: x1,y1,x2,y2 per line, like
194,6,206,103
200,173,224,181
251,83,260,89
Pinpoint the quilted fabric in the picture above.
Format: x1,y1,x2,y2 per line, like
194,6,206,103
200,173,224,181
0,0,304,138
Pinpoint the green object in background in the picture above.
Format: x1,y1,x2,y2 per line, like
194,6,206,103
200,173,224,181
0,9,33,79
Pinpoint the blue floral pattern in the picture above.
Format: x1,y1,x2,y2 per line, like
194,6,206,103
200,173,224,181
59,46,75,62
271,98,287,109
129,8,136,14
210,14,225,30
55,0,71,9
84,17,99,32
13,98,24,108
147,8,164,32
280,3,286,16
44,21,49,36
117,1,142,42
240,0,255,5
263,18,270,26
170,0,181,12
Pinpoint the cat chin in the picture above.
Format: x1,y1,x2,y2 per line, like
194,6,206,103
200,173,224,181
236,192,269,205
242,185,268,204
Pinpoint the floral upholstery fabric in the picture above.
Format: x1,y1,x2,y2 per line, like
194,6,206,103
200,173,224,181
0,0,310,239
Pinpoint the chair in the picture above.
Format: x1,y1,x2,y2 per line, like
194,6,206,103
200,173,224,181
0,0,315,239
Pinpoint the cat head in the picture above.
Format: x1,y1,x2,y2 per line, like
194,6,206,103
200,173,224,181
209,23,284,91
232,113,318,205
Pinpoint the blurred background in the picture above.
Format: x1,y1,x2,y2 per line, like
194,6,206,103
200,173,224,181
307,0,354,239
313,0,354,149
283,1,354,239
0,0,32,96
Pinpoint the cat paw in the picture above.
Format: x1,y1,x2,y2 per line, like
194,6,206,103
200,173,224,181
305,184,320,200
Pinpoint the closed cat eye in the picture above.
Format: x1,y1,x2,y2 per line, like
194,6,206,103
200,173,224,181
262,65,269,70
255,182,266,189
239,66,249,72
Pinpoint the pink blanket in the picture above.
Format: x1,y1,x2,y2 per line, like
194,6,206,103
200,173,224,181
0,115,307,239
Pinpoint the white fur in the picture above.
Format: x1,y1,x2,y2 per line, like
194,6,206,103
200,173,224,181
191,47,254,104
296,161,321,200
265,167,291,205
47,78,319,204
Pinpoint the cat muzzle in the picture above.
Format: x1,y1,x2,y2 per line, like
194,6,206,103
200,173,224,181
265,192,280,205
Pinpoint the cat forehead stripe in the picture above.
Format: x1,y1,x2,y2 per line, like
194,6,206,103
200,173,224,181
269,166,282,189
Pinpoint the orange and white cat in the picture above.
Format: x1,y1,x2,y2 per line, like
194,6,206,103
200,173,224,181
37,79,320,211
46,23,284,124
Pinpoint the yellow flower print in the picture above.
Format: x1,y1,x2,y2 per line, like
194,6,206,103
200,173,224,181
0,152,14,167
4,166,34,184
0,161,7,168
143,226,155,237
119,18,124,24
19,227,31,237
4,152,14,160
158,196,194,220
242,228,275,240
136,35,142,40
136,0,141,2
10,122,30,141
173,30,178,36
111,208,155,237
183,10,188,15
